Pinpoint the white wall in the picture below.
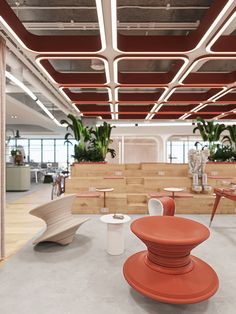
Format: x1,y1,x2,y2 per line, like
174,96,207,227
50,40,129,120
111,125,195,162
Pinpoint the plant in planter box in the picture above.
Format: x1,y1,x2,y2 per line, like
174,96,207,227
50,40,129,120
193,117,226,159
222,125,236,151
61,115,116,162
211,144,236,162
60,114,92,162
91,122,116,161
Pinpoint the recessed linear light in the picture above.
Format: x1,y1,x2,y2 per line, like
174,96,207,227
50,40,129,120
111,0,118,52
147,113,155,120
72,103,81,114
179,113,191,120
35,99,55,120
206,11,236,54
114,104,119,112
59,87,72,102
211,88,233,101
191,0,235,52
153,103,164,113
111,1,234,54
207,87,228,101
0,17,33,52
110,104,115,113
6,71,37,100
6,71,64,127
0,0,106,54
96,0,106,52
190,103,207,113
145,103,164,120
215,112,226,120
179,56,236,85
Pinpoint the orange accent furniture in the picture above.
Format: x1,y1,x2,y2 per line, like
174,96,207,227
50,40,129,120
123,216,219,304
209,188,236,226
148,197,175,216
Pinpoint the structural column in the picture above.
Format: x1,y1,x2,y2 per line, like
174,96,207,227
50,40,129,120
0,37,6,260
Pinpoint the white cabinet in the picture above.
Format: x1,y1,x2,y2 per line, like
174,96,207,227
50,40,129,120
6,165,30,191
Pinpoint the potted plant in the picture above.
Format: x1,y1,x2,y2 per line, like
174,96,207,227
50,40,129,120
11,149,23,165
193,117,226,160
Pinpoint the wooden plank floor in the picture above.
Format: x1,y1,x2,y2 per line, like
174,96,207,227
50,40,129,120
3,184,52,262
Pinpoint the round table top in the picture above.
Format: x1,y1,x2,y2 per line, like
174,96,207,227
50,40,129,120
100,214,131,224
96,188,114,192
164,187,184,193
131,216,209,245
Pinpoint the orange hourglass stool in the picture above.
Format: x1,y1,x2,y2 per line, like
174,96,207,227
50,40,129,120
123,216,219,304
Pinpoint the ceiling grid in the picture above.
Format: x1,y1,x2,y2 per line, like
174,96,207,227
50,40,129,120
0,0,236,122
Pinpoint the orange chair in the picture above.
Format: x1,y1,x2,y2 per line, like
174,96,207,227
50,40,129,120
148,197,175,216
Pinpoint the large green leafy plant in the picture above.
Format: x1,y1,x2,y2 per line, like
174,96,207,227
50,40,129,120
193,117,226,159
91,122,116,161
61,114,92,162
222,125,236,151
61,114,116,162
211,144,236,162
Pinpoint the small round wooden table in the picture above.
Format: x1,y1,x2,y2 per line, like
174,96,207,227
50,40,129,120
96,188,114,208
164,187,184,198
123,216,219,304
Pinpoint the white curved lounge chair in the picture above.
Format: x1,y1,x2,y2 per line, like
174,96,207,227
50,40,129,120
148,197,175,216
29,194,89,245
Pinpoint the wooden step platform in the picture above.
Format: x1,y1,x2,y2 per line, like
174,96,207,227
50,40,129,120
67,162,236,214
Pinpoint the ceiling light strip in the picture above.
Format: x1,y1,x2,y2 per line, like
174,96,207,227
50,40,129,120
72,103,81,113
179,56,236,85
207,87,228,101
1,1,106,54
111,0,117,51
189,0,235,52
179,113,191,120
190,103,207,112
6,71,63,127
210,87,233,101
5,71,37,101
96,0,106,52
206,11,236,54
0,17,33,52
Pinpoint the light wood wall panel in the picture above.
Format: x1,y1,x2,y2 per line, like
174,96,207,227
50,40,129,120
66,162,236,214
0,37,6,260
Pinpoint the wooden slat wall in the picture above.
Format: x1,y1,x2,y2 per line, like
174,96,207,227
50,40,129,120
0,37,6,260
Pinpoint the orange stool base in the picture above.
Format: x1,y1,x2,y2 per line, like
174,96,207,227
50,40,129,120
124,251,219,304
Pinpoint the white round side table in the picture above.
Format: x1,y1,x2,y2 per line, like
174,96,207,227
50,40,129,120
100,214,131,255
164,187,184,198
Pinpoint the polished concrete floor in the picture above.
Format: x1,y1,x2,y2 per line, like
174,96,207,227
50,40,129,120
6,182,51,203
0,213,235,314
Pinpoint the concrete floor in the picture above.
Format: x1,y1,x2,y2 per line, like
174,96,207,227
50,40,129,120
6,183,52,203
0,214,235,314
